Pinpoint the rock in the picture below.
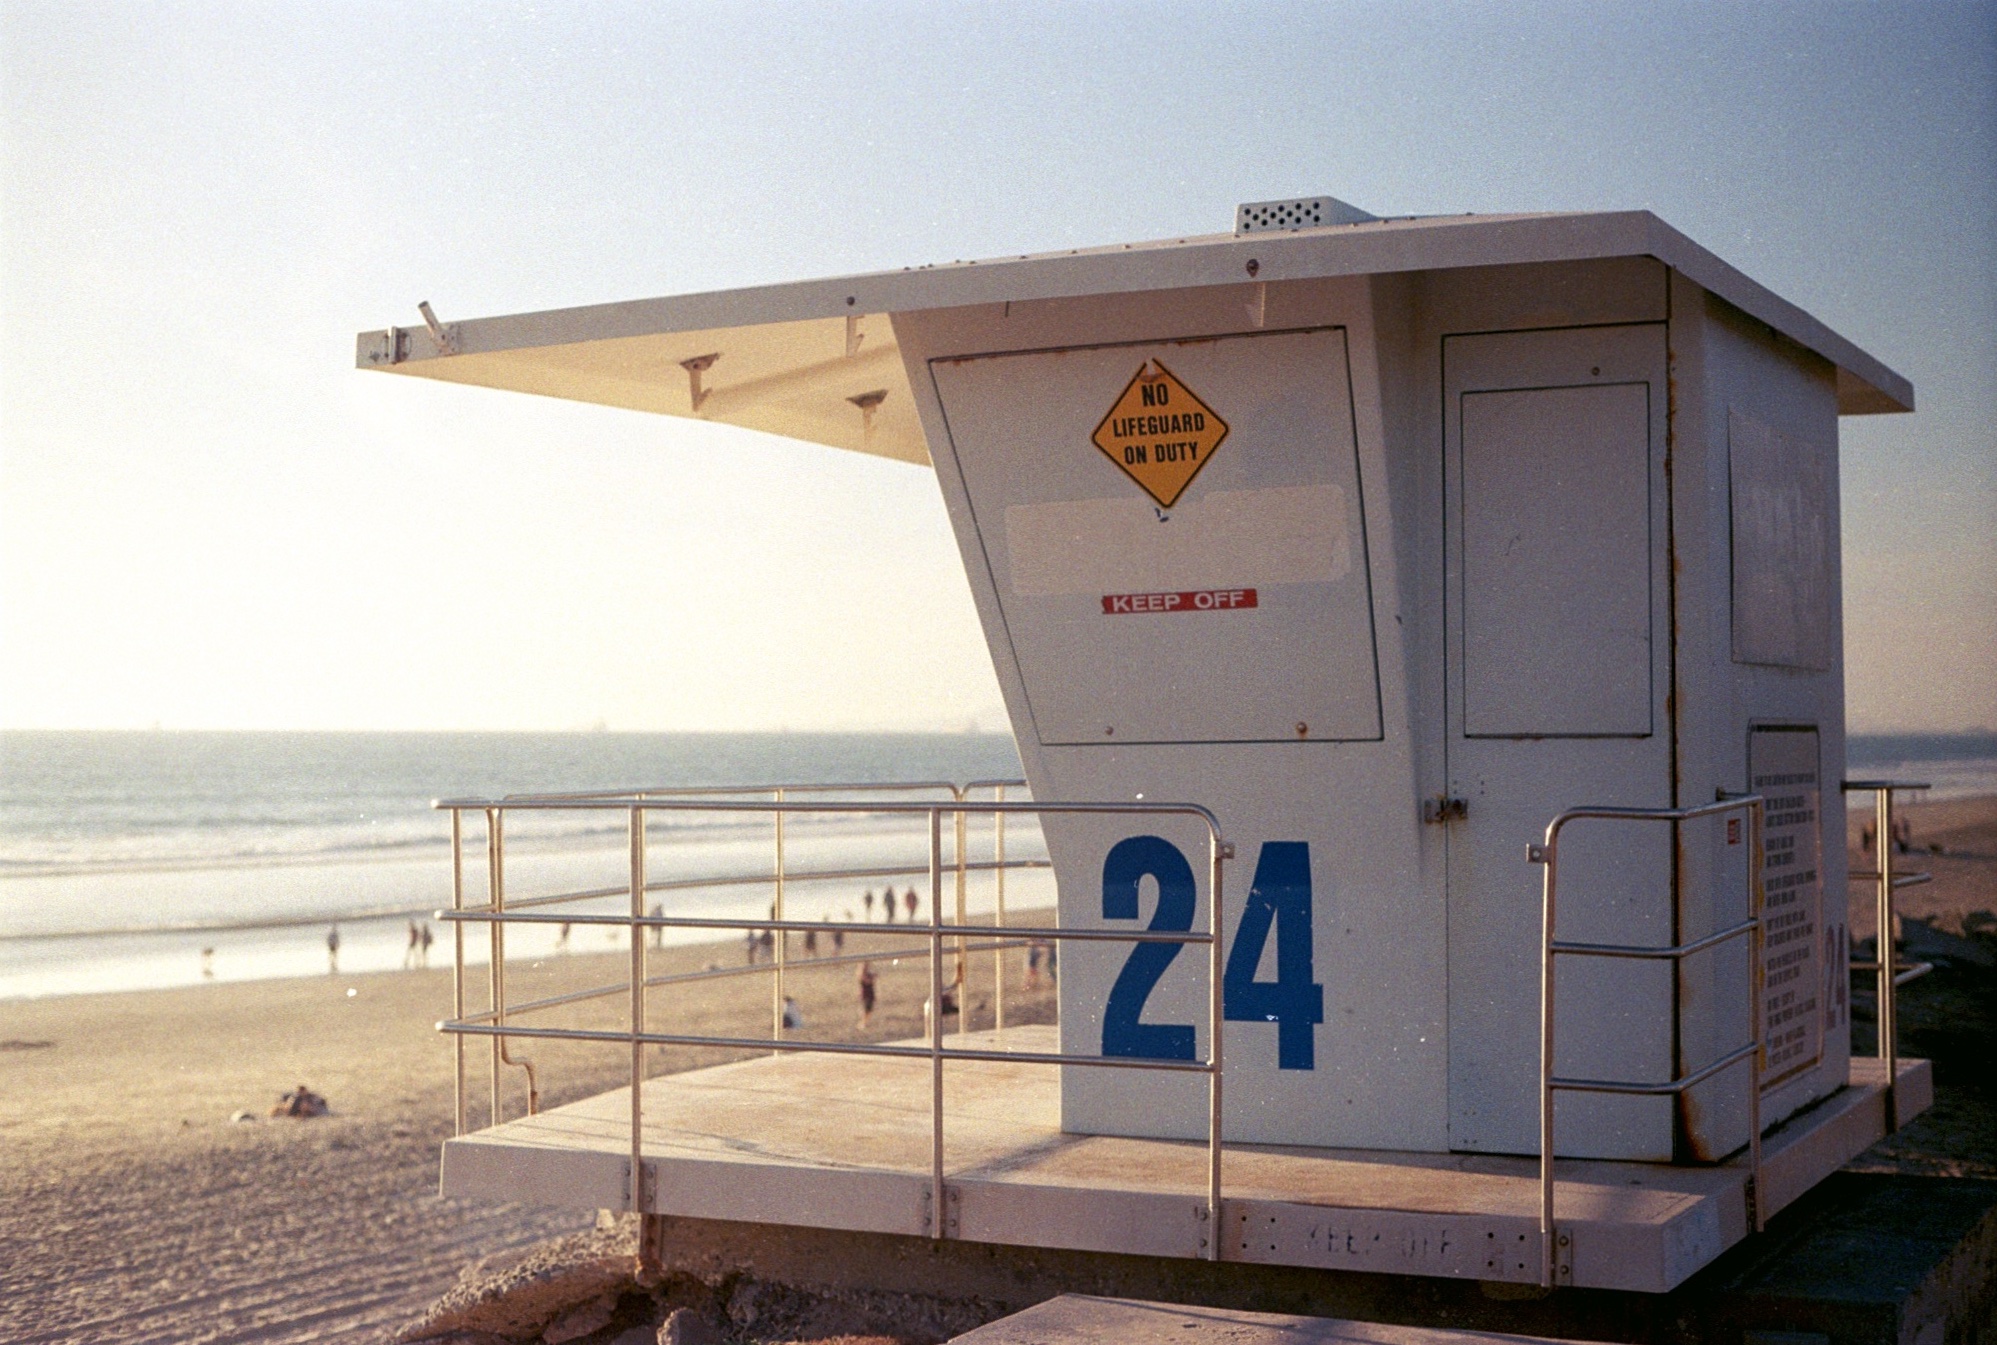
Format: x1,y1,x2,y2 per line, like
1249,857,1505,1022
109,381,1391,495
726,1278,770,1330
397,1224,639,1342
540,1293,616,1343
655,1307,723,1345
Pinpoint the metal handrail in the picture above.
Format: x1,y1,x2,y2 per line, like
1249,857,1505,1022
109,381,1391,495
1528,796,1767,1288
1841,779,1930,1129
434,788,1231,1258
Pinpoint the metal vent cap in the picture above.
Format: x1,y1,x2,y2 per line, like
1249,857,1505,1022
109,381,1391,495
1236,196,1379,234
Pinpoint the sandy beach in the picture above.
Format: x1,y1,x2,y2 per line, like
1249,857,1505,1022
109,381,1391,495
1,920,1056,1344
3,797,1992,1344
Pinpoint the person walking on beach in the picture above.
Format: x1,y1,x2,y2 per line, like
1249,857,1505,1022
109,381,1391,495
903,888,919,922
857,961,878,1028
882,890,894,924
745,928,760,965
200,946,215,979
863,889,875,921
557,922,571,952
404,920,421,970
419,922,434,968
326,925,340,975
832,918,846,954
804,924,818,957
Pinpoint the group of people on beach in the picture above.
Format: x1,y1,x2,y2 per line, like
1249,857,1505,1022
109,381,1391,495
402,920,435,969
311,920,433,976
861,887,924,923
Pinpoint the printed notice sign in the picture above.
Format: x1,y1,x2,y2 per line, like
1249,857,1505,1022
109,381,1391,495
1750,727,1824,1082
1102,588,1258,615
1091,360,1229,508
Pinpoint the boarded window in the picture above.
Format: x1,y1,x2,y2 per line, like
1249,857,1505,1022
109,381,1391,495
1730,410,1831,670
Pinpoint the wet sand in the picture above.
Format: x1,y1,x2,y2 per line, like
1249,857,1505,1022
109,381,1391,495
0,922,1053,1344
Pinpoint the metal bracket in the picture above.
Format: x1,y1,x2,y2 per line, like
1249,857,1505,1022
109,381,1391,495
919,1183,960,1238
1527,843,1547,864
625,1158,654,1214
363,327,408,367
417,301,458,356
848,389,888,440
1423,796,1469,825
681,353,720,412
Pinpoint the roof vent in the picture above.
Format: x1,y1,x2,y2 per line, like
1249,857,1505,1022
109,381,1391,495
1235,196,1378,234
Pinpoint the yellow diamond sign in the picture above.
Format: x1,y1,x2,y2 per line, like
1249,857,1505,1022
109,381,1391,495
1090,360,1229,508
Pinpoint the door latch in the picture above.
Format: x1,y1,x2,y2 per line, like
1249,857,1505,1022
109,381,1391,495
1422,796,1469,824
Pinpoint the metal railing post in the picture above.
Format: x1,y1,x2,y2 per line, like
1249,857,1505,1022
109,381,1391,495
451,808,467,1137
1207,831,1225,1261
487,808,503,1129
1875,787,1897,1128
774,788,787,1046
929,806,946,1239
994,785,1007,1037
1538,821,1561,1288
630,806,648,1212
954,795,968,1011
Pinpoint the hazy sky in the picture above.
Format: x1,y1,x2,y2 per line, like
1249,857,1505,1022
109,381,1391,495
3,1,1992,733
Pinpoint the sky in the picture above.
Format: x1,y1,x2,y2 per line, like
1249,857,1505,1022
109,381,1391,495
2,1,1992,734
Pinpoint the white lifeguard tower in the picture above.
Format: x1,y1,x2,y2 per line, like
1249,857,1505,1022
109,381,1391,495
360,201,1927,1293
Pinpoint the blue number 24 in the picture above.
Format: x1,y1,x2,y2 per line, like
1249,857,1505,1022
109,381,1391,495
1099,837,1324,1070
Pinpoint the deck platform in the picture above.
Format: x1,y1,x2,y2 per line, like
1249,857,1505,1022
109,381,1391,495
441,1027,1929,1294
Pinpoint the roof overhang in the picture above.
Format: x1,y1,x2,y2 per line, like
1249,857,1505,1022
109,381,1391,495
356,210,1913,467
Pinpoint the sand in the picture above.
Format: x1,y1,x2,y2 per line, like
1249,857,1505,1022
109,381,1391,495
4,797,1993,1344
0,920,1055,1344
1843,791,1997,942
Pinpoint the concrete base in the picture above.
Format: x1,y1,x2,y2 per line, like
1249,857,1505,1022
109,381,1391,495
949,1295,1581,1344
441,1027,1930,1294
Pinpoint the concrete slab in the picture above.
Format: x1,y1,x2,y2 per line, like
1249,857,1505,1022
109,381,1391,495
440,1027,1930,1294
948,1294,1581,1344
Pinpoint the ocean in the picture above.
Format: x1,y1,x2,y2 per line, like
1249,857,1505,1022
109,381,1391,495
1,730,1991,1002
0,732,1036,1000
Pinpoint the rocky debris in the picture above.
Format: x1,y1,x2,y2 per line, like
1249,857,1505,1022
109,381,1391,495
396,1217,998,1344
398,1224,642,1342
655,1307,723,1344
542,1293,620,1343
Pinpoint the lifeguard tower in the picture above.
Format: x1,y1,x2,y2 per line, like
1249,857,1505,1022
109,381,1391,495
358,201,1927,1294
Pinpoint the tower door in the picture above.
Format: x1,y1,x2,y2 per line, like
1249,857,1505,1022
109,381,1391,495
1442,325,1676,1158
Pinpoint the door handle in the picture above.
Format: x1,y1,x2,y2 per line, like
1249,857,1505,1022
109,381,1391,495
1423,796,1469,824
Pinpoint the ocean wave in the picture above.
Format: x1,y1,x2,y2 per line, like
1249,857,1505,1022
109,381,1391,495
0,805,930,878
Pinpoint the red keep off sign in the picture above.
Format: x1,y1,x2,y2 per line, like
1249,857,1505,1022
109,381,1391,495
1101,588,1258,615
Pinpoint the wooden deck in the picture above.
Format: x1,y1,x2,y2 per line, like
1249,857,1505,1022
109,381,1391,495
440,1027,1929,1293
